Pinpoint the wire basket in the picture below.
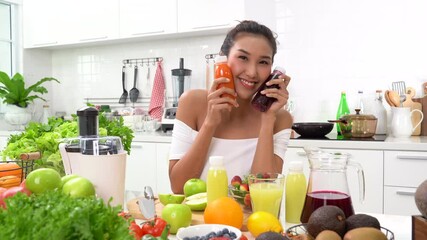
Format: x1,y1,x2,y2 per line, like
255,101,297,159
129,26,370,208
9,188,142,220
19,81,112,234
285,224,395,240
0,152,40,188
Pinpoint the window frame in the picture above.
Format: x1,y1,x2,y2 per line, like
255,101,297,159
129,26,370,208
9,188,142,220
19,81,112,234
0,0,22,76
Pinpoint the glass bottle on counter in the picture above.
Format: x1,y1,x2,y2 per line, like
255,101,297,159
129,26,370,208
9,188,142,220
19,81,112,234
373,90,387,134
285,161,307,223
251,66,286,112
336,91,350,135
41,105,51,124
207,156,228,204
356,90,364,113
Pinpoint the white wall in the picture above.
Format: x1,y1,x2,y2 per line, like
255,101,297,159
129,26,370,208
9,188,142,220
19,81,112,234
18,0,427,130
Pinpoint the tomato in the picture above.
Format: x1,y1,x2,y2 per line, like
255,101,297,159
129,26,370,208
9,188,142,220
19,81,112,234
0,186,31,208
141,217,168,237
240,234,249,240
129,221,143,239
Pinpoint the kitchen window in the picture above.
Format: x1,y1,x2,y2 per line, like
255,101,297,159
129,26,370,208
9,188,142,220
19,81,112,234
0,1,20,76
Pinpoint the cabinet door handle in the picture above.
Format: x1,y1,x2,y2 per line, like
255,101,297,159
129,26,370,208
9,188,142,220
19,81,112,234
33,41,58,46
297,151,306,156
396,154,427,160
80,36,108,42
131,144,143,149
395,190,416,196
132,30,165,36
192,24,229,30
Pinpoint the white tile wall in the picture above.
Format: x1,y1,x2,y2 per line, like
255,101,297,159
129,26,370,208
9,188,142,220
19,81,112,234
12,0,427,133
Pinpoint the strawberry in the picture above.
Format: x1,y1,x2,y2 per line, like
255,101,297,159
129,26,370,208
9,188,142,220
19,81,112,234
244,193,252,209
230,175,242,188
239,183,249,192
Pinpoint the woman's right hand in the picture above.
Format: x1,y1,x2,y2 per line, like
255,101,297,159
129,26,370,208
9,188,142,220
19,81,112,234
205,77,239,128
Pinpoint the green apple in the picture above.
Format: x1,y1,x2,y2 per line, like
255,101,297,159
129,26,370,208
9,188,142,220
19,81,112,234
60,174,80,188
184,192,207,211
161,203,192,234
183,178,206,197
62,176,95,198
26,168,61,194
158,193,186,206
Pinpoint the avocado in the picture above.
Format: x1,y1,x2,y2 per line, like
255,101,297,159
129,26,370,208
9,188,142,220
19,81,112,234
345,213,381,231
343,227,387,240
306,205,346,238
315,230,342,240
255,231,286,240
415,179,427,218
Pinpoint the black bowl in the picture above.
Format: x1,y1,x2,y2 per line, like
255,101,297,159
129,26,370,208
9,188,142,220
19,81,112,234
292,122,334,138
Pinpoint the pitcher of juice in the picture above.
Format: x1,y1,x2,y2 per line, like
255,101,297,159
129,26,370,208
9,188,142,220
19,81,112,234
300,147,365,223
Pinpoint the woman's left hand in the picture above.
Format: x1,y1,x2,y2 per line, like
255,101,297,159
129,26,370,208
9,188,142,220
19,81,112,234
261,73,291,114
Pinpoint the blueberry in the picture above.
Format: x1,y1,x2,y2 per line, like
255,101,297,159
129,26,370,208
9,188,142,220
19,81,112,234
222,228,230,235
229,232,237,238
183,238,190,240
223,233,230,238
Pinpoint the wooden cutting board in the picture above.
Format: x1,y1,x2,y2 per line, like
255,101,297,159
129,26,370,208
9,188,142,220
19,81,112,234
126,198,251,232
414,95,427,136
403,87,423,135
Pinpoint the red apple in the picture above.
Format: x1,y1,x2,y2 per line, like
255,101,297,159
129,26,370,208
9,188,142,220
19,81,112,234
239,183,249,192
231,175,242,187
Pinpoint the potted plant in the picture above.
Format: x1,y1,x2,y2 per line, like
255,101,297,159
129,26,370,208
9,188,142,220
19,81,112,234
0,71,60,128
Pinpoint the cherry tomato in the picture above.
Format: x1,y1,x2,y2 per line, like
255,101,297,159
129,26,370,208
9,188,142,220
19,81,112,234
140,217,168,237
129,221,143,239
240,234,249,240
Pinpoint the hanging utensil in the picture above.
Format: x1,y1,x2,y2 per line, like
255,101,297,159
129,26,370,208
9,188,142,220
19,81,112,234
144,64,151,97
137,186,156,219
119,66,128,104
392,81,407,107
129,65,140,103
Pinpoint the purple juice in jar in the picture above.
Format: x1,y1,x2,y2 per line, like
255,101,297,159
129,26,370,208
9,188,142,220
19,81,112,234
251,66,286,112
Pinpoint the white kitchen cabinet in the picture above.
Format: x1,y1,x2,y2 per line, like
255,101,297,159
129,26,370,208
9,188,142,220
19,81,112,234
177,0,277,34
383,150,427,215
125,142,157,193
65,0,119,43
156,143,172,194
125,141,171,196
119,0,177,38
284,147,384,214
23,0,64,47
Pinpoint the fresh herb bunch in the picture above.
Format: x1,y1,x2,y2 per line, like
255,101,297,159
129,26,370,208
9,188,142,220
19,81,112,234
1,113,134,176
0,191,134,240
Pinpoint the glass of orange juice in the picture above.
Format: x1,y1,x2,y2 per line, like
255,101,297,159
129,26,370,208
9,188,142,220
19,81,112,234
248,173,285,218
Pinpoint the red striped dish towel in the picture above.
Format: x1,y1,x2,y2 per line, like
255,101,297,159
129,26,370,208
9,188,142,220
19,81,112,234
149,61,165,120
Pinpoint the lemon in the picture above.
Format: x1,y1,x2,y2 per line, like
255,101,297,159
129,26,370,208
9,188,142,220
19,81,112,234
184,192,207,211
247,211,283,237
158,193,186,206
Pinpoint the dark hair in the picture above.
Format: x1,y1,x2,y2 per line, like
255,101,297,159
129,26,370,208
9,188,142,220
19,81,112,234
220,20,277,61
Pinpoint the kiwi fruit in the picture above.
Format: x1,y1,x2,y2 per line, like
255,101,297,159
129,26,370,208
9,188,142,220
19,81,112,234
315,230,342,240
255,231,286,240
343,227,387,240
345,213,381,231
306,205,346,238
415,179,427,218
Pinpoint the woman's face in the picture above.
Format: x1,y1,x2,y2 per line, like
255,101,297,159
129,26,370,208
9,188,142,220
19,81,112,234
228,33,274,100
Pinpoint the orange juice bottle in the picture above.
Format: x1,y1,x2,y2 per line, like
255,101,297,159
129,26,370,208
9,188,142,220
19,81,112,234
214,55,235,100
207,156,228,204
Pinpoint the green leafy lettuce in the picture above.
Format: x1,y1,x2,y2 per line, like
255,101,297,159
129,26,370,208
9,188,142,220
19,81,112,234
0,191,134,240
1,113,134,176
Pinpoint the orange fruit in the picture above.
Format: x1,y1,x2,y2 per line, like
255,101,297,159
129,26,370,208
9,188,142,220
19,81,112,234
203,196,244,229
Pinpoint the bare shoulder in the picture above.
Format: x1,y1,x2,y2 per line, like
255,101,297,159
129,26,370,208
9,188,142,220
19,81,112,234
176,89,208,128
274,108,293,133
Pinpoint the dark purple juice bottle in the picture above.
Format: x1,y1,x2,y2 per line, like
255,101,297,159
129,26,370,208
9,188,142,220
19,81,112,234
251,66,286,112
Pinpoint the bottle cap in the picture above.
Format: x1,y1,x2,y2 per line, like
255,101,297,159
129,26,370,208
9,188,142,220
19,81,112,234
289,161,303,172
209,156,224,166
214,55,227,63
